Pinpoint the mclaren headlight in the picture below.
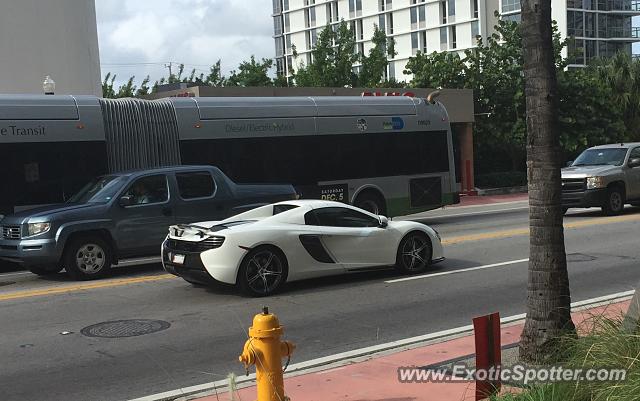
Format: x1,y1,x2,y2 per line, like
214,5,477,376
27,222,51,237
586,176,606,190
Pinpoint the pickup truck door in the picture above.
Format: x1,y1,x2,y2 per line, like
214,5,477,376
112,174,175,257
172,170,231,224
627,147,640,199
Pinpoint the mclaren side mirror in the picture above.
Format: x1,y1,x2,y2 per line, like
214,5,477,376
119,195,134,207
566,160,574,167
378,216,389,228
629,158,640,168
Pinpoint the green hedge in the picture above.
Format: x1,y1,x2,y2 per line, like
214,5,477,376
475,171,527,189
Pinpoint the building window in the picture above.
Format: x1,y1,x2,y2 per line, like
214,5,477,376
473,0,479,18
568,38,585,64
450,25,457,48
502,0,520,13
567,10,584,37
306,31,312,50
387,13,394,34
286,34,292,53
411,32,419,55
421,30,427,52
284,13,290,32
349,0,355,17
273,0,281,14
419,5,426,28
287,55,293,74
440,26,448,50
356,0,363,16
379,0,386,11
275,37,284,56
585,12,596,37
358,19,364,40
585,39,596,63
503,13,521,22
411,7,418,30
358,42,365,56
283,0,289,11
448,0,456,17
441,0,447,23
471,20,480,38
379,13,386,32
305,6,316,28
350,20,357,39
306,53,312,66
388,61,395,80
273,16,283,36
311,28,317,47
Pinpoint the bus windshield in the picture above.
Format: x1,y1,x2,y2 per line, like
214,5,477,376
572,148,628,167
67,175,127,204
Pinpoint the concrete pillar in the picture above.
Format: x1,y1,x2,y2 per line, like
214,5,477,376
459,122,476,195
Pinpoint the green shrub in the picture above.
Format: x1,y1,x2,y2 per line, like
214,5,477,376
475,171,527,189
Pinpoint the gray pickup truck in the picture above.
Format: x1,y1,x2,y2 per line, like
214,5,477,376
562,143,640,215
0,165,296,279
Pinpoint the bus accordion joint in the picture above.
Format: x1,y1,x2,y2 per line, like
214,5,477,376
427,90,441,104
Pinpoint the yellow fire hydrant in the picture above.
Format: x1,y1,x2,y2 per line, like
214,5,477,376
239,307,295,401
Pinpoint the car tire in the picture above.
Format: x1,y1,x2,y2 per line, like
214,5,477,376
601,187,625,216
395,232,432,274
28,264,63,276
354,191,387,216
63,235,113,280
237,246,288,297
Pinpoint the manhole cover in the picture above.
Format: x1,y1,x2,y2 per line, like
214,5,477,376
81,319,170,338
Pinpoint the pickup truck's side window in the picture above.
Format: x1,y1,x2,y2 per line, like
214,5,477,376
176,171,216,199
123,175,168,205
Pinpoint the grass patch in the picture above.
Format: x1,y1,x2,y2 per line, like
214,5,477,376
493,315,640,401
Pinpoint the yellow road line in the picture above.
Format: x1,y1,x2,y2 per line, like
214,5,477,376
443,213,640,245
2,213,639,302
0,274,174,301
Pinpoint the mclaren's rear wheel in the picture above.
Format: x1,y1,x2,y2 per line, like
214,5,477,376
395,232,432,274
237,246,288,297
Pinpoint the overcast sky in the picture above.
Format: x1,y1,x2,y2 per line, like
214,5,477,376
96,0,274,87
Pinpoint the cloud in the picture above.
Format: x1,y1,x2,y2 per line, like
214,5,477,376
96,0,274,86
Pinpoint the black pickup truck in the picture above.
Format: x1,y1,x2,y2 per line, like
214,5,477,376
0,165,296,280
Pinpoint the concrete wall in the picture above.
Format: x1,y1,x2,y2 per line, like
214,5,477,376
0,0,101,96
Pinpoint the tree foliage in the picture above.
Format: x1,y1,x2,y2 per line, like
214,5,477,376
226,56,273,87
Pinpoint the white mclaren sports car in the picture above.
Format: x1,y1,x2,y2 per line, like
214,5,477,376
162,200,443,296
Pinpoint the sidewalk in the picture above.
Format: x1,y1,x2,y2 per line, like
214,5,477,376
453,193,528,208
190,299,630,401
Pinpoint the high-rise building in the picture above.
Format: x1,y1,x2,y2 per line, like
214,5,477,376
272,0,640,82
0,0,101,96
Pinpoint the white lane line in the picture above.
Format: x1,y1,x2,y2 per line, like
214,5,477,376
128,290,635,401
0,271,30,278
385,258,530,284
417,206,529,219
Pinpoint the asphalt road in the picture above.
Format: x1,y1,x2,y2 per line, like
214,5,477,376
1,201,639,401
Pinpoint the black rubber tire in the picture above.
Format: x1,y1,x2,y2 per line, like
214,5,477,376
28,264,63,276
395,232,432,274
601,187,625,216
237,246,288,297
63,235,113,280
354,191,387,216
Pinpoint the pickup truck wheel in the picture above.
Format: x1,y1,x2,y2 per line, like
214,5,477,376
601,187,625,216
29,264,63,276
237,247,288,297
63,236,113,280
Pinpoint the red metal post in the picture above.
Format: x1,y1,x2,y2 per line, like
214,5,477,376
473,312,501,400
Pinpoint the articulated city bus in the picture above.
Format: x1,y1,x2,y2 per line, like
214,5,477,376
0,95,458,217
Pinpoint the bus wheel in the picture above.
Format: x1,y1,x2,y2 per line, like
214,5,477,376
63,235,113,280
354,191,387,216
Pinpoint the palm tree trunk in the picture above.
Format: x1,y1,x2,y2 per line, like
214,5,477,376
519,0,576,364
